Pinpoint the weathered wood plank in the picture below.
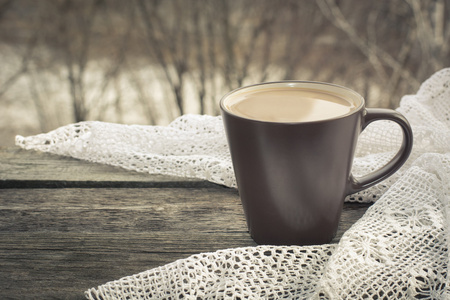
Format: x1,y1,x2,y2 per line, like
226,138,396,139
0,187,370,299
0,187,252,299
0,147,213,188
0,188,247,235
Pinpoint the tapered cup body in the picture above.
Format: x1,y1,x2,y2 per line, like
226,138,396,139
222,106,361,245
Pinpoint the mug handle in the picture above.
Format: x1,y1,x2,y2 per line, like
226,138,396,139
347,108,413,195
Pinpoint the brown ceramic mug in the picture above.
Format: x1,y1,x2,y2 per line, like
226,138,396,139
220,81,413,245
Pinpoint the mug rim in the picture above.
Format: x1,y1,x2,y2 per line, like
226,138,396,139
220,81,365,124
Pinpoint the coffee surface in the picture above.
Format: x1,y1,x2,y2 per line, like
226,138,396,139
225,87,356,122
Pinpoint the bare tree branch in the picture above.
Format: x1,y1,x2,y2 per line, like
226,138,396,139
95,2,134,120
316,0,420,87
137,0,187,115
0,24,38,98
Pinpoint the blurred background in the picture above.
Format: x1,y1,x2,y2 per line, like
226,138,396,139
0,0,449,146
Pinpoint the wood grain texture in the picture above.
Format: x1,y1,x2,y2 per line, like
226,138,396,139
0,187,253,299
0,147,213,188
0,147,371,299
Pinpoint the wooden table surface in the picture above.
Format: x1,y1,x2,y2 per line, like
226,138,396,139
0,146,371,299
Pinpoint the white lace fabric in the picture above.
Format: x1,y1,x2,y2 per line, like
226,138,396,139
16,69,450,299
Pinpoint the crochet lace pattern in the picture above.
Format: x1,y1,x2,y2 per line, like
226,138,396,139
17,68,450,299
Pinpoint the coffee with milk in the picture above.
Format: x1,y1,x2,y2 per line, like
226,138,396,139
223,87,357,123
